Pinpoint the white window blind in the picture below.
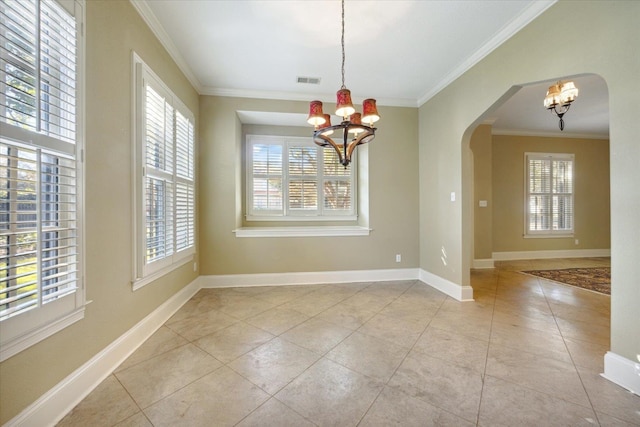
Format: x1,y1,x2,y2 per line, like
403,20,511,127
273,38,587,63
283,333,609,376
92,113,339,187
133,54,195,288
525,153,574,236
0,0,83,361
246,135,355,220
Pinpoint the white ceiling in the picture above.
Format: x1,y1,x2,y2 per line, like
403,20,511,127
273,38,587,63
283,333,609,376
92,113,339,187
133,0,609,137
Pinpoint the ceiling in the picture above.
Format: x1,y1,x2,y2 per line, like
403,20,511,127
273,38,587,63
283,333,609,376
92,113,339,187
133,0,609,138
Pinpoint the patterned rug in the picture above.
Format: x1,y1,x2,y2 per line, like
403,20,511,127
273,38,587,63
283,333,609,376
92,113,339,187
522,267,611,295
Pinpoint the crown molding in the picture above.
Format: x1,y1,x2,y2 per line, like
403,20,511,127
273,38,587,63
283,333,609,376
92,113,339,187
200,86,418,108
129,0,203,94
492,128,609,140
417,0,557,106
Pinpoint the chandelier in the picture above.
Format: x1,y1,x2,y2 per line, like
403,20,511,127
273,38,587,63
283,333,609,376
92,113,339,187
544,81,579,131
306,0,379,167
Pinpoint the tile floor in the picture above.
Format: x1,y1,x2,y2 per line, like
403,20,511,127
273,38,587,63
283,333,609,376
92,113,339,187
58,258,640,426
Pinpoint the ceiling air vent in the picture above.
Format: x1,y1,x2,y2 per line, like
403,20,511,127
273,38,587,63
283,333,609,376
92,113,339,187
297,76,321,85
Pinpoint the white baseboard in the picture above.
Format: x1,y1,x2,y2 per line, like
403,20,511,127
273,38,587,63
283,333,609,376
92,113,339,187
7,267,475,426
472,259,495,269
602,351,640,396
6,278,201,427
419,269,474,302
492,248,611,261
199,268,421,288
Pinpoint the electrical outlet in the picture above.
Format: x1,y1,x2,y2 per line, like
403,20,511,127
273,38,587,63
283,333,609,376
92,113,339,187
396,254,401,263
575,239,579,245
193,262,197,272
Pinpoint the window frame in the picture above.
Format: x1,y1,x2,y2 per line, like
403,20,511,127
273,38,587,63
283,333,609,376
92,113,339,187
0,0,85,362
131,53,195,291
524,152,575,238
245,134,357,222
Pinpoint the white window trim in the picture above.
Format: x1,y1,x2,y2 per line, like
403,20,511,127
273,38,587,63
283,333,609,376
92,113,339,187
0,0,86,362
524,152,575,238
131,53,195,290
245,135,357,222
233,226,371,238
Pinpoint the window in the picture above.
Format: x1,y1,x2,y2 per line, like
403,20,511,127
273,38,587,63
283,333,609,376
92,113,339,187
525,152,574,237
0,0,84,361
132,54,195,290
246,135,356,221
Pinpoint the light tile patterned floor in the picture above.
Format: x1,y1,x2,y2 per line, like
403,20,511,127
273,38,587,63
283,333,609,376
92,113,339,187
58,258,640,426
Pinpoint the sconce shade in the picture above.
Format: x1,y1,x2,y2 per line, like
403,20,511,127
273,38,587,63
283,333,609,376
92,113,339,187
544,83,562,109
560,81,579,103
307,100,327,126
362,98,380,124
335,88,355,118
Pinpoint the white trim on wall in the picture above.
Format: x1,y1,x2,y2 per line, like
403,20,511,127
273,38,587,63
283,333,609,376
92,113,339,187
200,268,420,288
5,278,201,427
472,259,495,269
602,351,640,397
5,268,475,425
492,249,611,261
419,269,474,301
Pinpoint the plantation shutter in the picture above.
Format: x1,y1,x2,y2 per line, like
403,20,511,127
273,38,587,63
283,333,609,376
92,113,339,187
136,59,195,281
249,140,283,214
144,83,174,265
175,110,194,252
526,153,574,235
1,0,77,145
246,135,356,219
288,145,318,212
0,0,82,341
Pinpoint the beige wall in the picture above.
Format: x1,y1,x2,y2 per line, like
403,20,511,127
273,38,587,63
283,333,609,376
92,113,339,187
492,135,610,253
198,96,420,275
0,1,200,423
419,1,639,361
469,125,493,260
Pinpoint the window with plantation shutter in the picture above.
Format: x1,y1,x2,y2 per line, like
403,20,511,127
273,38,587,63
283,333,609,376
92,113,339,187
246,135,355,220
132,54,195,289
0,0,84,361
525,153,574,237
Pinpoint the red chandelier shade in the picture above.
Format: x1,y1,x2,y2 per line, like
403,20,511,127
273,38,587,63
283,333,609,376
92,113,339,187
362,98,380,125
307,100,327,126
335,88,355,118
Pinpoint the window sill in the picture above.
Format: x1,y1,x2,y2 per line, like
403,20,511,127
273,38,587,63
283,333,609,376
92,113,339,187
524,233,574,239
132,254,194,291
233,226,371,238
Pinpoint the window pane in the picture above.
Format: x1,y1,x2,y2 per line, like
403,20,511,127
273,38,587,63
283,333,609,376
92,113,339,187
252,177,282,210
529,159,550,193
553,160,573,193
529,195,550,231
1,0,77,143
175,111,193,179
289,180,317,210
0,140,78,320
324,179,351,210
145,177,173,262
252,144,282,175
288,146,317,176
1,0,38,132
145,85,173,172
324,150,350,176
552,195,573,231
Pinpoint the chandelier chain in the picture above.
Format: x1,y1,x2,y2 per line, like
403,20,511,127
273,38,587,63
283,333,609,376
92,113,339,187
340,0,346,89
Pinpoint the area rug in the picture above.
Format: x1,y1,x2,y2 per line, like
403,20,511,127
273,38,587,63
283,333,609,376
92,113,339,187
521,267,611,295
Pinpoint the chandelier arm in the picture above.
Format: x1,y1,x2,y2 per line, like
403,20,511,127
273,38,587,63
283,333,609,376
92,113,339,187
313,133,345,166
346,128,375,160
